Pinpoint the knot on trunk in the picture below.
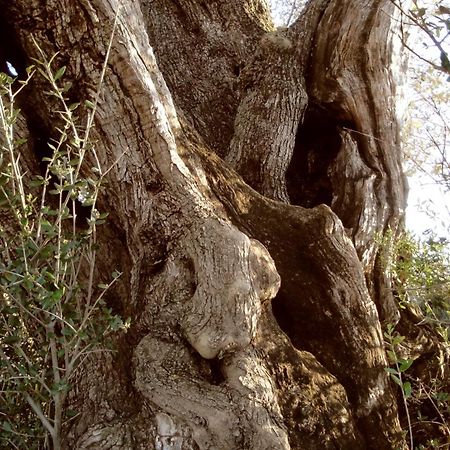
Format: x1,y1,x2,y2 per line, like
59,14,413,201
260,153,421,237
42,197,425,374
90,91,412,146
180,217,280,359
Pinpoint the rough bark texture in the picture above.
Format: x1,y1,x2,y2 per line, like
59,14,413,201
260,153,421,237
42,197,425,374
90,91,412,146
1,0,410,448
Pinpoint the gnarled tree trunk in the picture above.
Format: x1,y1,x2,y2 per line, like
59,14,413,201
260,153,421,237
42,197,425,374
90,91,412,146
1,0,409,448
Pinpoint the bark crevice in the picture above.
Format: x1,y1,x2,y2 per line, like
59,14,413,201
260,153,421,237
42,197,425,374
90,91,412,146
286,104,346,209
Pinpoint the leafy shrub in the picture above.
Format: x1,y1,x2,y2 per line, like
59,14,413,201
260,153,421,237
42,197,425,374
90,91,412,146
0,37,128,450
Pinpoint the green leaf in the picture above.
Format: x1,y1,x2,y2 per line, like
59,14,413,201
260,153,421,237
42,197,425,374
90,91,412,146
440,51,450,72
391,335,405,346
85,99,95,109
385,367,398,375
61,327,74,337
54,66,66,82
416,7,427,17
22,276,34,290
387,350,397,362
403,381,412,398
389,373,402,387
108,316,124,331
14,138,27,146
82,198,95,206
51,380,70,394
52,289,64,301
29,176,45,187
432,391,449,402
2,421,12,432
3,335,21,344
399,358,414,372
66,408,78,418
4,272,18,283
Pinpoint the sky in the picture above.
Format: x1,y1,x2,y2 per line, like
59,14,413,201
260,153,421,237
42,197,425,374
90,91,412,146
406,178,450,236
400,1,450,238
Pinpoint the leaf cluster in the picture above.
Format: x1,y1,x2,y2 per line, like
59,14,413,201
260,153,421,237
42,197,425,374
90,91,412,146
0,43,127,449
390,232,450,338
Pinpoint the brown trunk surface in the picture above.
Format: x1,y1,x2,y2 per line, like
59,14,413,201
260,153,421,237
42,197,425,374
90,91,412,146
1,0,410,448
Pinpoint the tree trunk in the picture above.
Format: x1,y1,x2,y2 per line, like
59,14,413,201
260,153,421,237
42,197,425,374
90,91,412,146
1,0,409,448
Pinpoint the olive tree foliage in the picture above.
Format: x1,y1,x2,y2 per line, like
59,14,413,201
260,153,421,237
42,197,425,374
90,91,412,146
392,0,450,326
384,2,450,447
393,0,450,77
394,0,450,224
0,34,129,450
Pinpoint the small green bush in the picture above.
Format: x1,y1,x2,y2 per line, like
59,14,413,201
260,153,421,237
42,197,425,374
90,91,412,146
0,36,128,450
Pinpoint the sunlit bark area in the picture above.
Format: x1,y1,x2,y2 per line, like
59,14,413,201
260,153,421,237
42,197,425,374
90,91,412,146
0,0,411,448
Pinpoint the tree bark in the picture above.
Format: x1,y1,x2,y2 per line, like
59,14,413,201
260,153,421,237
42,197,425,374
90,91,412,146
1,0,408,448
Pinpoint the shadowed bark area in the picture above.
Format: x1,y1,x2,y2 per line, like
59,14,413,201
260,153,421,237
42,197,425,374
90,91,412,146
141,0,272,157
225,0,328,203
0,0,411,449
305,0,408,323
202,154,401,447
